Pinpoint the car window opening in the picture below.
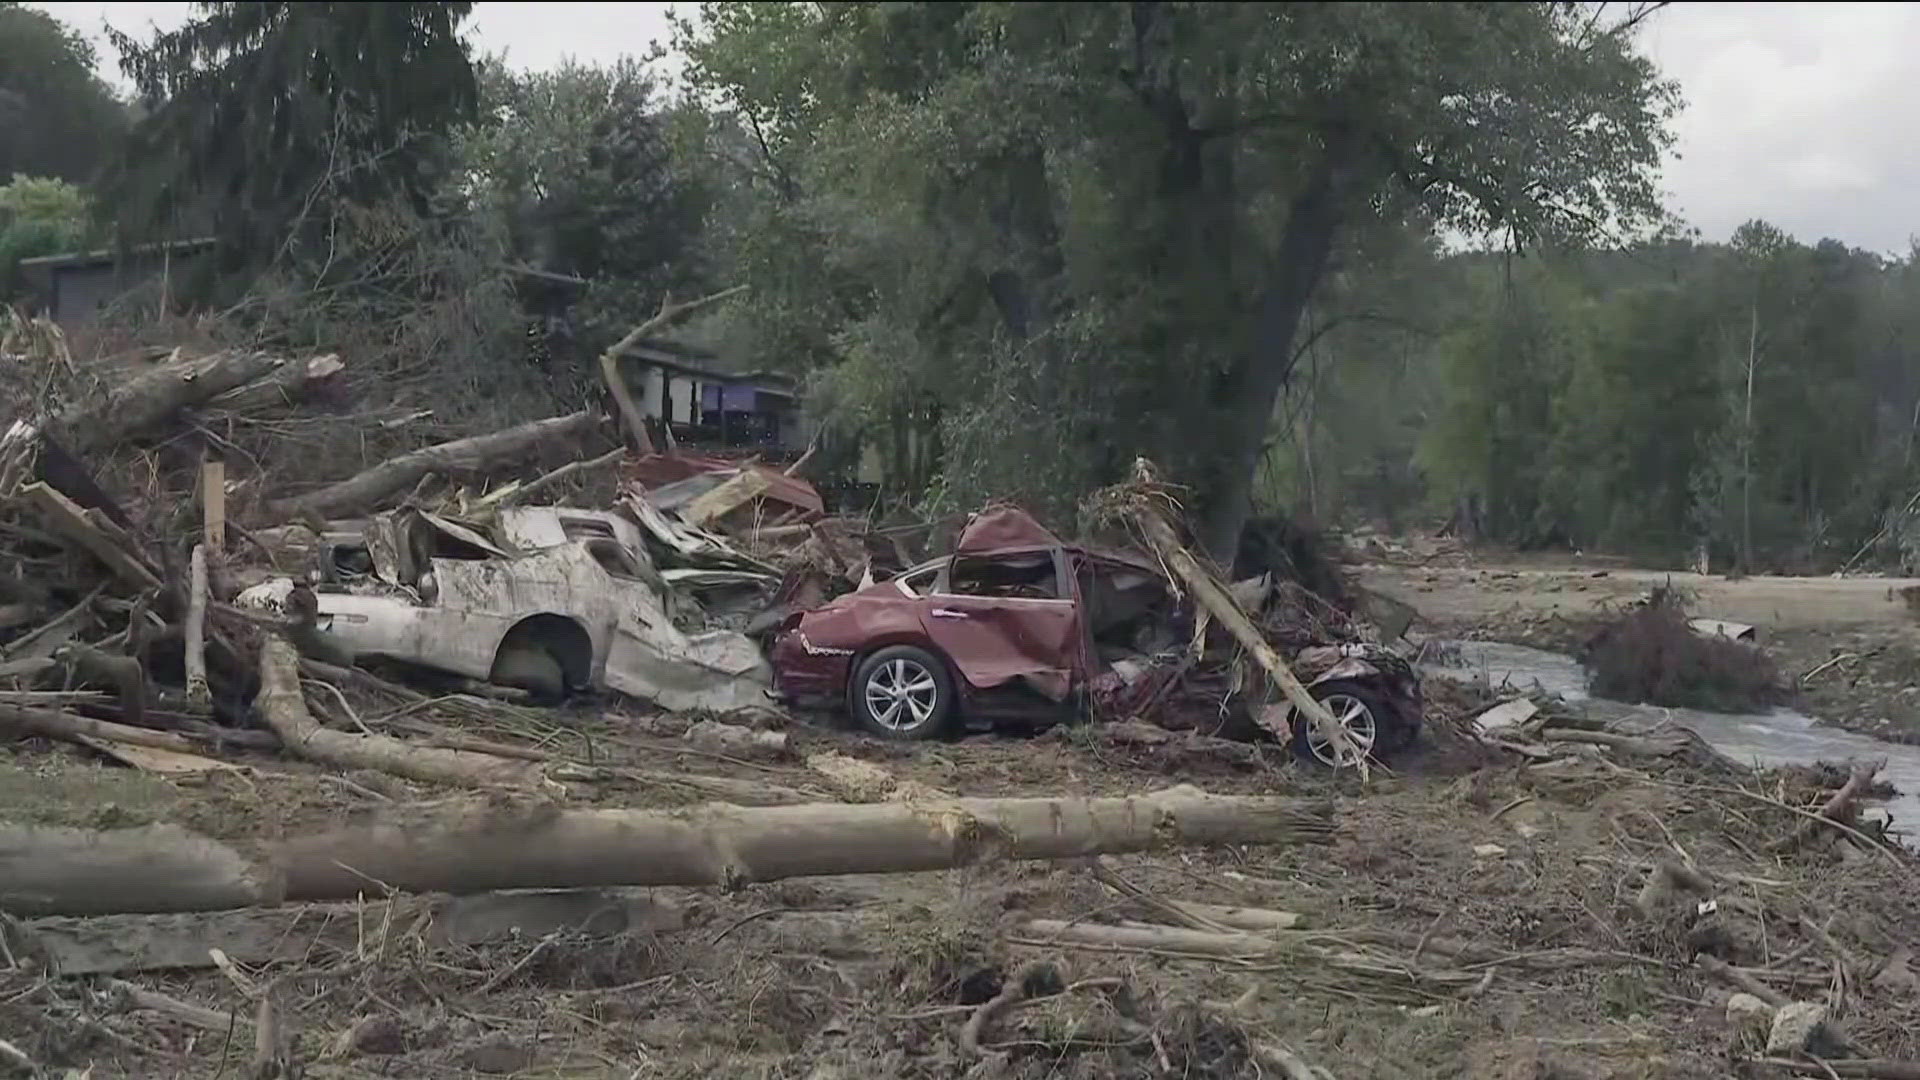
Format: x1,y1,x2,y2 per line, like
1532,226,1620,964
896,564,940,597
948,554,1059,599
585,538,643,580
1081,562,1183,662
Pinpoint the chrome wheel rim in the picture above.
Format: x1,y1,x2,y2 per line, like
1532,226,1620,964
865,658,939,731
1305,692,1378,767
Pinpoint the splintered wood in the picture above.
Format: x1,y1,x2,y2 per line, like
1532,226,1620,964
1115,459,1366,776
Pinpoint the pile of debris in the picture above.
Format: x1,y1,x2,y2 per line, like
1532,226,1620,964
0,341,816,766
5,348,1920,1076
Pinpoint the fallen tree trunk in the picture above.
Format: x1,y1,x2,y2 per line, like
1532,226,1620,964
1118,461,1359,773
389,720,817,805
271,411,597,518
488,446,624,509
1541,727,1686,758
256,637,542,789
51,350,291,456
1749,1059,1920,1080
1770,761,1884,853
0,823,283,916
0,786,1330,914
203,353,345,415
21,482,162,590
277,784,1330,903
0,701,214,756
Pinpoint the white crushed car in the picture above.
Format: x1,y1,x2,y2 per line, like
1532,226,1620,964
239,505,773,713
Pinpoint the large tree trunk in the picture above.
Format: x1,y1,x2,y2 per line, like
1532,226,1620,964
50,350,291,456
270,411,596,518
277,785,1331,902
203,352,345,415
4,786,1331,915
0,824,283,916
1197,127,1361,560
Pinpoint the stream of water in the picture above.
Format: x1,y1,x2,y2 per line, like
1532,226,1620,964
1426,640,1920,831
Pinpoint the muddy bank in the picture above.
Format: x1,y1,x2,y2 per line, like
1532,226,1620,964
1428,639,1920,830
1365,561,1920,746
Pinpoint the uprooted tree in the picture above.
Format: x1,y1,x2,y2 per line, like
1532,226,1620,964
677,1,1678,554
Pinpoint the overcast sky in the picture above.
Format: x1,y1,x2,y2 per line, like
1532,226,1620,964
31,2,1920,254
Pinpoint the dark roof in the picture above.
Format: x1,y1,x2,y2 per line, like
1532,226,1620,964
18,237,217,272
621,335,724,365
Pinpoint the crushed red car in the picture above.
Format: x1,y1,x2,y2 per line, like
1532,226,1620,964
768,506,1422,763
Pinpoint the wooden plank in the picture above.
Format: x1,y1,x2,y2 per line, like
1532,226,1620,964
201,458,226,551
681,469,773,529
20,483,161,589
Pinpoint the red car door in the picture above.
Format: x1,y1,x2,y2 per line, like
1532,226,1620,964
920,547,1083,702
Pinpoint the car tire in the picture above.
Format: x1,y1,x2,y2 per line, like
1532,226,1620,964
850,646,955,740
1291,679,1393,768
491,643,566,703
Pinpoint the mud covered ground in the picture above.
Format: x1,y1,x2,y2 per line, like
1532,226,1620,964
3,689,1919,1080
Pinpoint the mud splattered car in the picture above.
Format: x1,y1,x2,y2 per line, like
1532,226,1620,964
241,506,773,713
769,506,1421,761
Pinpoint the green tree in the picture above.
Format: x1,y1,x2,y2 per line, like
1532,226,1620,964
0,175,96,298
1418,257,1588,544
103,2,479,270
678,2,1679,552
0,3,126,183
1547,281,1721,558
459,57,710,338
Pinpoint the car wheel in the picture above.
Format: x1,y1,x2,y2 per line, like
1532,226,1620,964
1292,680,1388,768
851,646,955,740
491,643,566,703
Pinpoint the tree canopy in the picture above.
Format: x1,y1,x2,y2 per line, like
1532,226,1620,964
0,2,126,184
676,1,1680,552
102,1,479,268
459,57,711,338
30,0,1920,575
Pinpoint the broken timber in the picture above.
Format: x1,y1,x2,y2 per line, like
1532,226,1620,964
255,637,541,789
1119,459,1363,774
0,785,1330,916
20,482,161,590
599,286,748,455
49,350,290,456
271,411,597,518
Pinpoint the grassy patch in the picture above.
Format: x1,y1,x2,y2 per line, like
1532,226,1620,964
1583,587,1785,712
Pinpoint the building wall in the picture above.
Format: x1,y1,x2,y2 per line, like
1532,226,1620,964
45,250,207,329
49,264,124,327
633,366,702,424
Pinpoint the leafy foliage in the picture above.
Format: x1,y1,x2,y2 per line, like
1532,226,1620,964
102,2,479,272
0,176,96,299
0,3,127,184
676,2,1679,547
458,57,711,342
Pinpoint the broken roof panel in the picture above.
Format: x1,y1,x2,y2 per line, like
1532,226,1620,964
627,453,824,521
953,504,1064,556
